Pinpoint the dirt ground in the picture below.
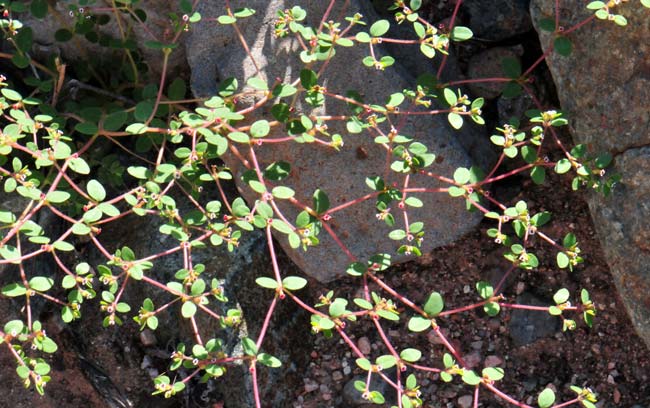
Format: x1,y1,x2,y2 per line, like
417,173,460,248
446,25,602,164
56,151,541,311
295,153,650,407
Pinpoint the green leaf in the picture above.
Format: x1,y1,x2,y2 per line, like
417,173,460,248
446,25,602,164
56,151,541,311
87,179,106,202
408,316,431,332
300,69,318,89
539,17,556,32
448,112,463,129
555,158,571,174
554,36,572,56
538,388,556,408
450,26,473,41
226,131,249,144
250,120,270,138
354,298,373,310
376,355,396,369
484,302,500,316
355,32,371,43
75,122,99,135
257,353,282,368
440,372,453,382
247,76,268,90
181,301,197,318
46,191,70,204
69,157,91,174
282,276,307,291
167,78,186,100
1,88,22,101
443,88,457,106
356,358,371,370
553,288,570,304
41,337,58,353
126,123,148,134
134,101,154,122
423,292,444,316
265,161,291,181
369,391,385,404
0,244,20,263
242,337,258,356
31,0,49,18
4,320,24,335
462,370,482,385
318,317,335,330
233,7,256,18
369,19,390,37
256,277,279,289
477,281,494,299
531,166,546,184
613,15,627,26
217,15,237,24
347,262,367,276
502,81,522,98
272,186,295,199
482,367,504,381
2,283,27,297
103,110,128,131
55,28,73,42
400,348,422,363
453,167,470,184
557,252,570,268
29,276,54,291
501,57,521,79
313,189,330,214
389,229,406,240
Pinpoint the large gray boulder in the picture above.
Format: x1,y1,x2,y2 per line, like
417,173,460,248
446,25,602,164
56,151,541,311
187,0,485,282
530,0,650,349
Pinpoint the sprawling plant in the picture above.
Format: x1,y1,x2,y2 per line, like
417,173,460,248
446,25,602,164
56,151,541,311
0,0,643,406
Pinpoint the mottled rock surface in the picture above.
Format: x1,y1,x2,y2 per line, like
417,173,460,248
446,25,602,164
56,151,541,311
464,0,533,41
531,0,650,348
187,0,485,282
466,46,523,99
508,292,560,346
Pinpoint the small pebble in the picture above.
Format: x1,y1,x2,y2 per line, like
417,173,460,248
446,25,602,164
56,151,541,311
516,281,525,295
458,395,473,408
304,380,318,393
343,366,352,375
332,371,344,382
140,330,157,347
464,351,482,369
484,355,503,367
358,337,372,355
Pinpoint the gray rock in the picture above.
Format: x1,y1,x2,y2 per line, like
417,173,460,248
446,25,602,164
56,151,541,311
464,0,533,41
531,0,650,350
187,0,485,282
467,46,523,99
508,292,560,346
